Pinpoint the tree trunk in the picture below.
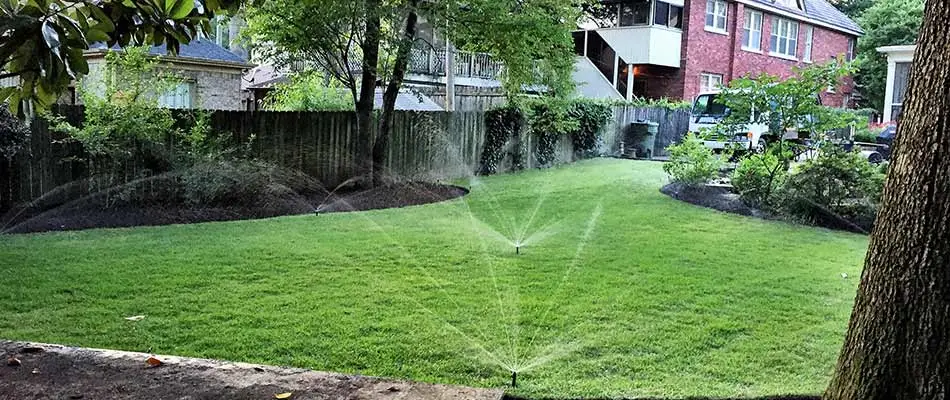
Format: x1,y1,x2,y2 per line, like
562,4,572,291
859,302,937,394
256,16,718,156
356,0,382,187
824,1,950,398
372,1,419,186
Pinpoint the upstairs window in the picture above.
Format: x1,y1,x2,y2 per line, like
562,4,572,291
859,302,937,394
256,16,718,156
705,0,728,33
803,26,814,61
847,38,856,61
620,0,652,26
654,1,684,29
742,10,763,50
770,17,799,58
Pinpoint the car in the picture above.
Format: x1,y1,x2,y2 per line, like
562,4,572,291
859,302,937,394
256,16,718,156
688,91,817,152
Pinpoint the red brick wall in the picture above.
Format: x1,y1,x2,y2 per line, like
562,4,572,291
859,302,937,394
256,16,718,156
671,0,857,106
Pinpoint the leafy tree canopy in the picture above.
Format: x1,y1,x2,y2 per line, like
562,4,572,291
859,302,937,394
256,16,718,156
854,0,923,112
828,0,876,18
1,0,241,114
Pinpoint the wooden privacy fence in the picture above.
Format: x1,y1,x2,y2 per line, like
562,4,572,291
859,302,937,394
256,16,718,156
1,106,690,212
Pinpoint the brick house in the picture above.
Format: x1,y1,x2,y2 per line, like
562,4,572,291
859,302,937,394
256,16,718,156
573,0,862,106
70,40,253,111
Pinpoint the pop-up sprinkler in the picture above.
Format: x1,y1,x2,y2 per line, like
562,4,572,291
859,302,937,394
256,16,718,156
511,370,517,387
515,245,521,255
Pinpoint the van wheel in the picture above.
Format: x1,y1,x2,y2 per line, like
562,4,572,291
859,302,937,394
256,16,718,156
755,139,768,152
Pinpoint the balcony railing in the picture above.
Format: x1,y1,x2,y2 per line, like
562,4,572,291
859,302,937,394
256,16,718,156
407,46,503,80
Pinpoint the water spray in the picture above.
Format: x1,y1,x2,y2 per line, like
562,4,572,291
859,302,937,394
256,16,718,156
511,370,517,387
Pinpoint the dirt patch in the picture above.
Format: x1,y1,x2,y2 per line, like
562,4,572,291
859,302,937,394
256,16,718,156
2,182,468,235
0,340,502,400
660,182,771,219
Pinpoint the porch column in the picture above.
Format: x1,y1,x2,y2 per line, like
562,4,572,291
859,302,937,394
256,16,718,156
626,64,635,101
583,30,589,57
883,59,896,122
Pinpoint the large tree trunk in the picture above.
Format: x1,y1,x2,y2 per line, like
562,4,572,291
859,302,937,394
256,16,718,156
824,1,950,398
356,0,382,186
372,1,419,186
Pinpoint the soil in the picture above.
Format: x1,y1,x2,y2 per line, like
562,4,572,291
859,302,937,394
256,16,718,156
660,183,873,234
660,182,771,219
0,341,502,400
1,182,468,235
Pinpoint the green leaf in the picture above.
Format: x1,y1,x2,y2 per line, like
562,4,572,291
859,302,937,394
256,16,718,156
86,28,110,42
169,0,194,19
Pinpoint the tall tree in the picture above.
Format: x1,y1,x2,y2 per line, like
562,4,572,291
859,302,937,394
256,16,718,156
0,0,241,113
828,0,876,18
853,0,923,113
825,0,950,397
245,0,581,185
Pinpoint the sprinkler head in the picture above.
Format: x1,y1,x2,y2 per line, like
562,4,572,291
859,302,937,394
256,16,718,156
515,245,521,255
511,371,517,387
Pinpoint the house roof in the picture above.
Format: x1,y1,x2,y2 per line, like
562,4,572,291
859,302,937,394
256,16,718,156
88,39,251,67
743,0,863,35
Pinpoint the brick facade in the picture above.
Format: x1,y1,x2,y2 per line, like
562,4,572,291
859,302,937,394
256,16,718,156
640,0,858,105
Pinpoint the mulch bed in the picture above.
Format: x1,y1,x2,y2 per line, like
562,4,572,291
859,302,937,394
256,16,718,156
1,182,468,235
660,182,872,234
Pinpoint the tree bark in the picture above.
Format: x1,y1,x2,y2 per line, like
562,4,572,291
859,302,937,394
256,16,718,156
824,0,950,398
372,1,419,186
356,0,383,187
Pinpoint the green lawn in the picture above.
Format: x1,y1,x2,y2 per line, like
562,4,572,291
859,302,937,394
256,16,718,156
0,159,868,399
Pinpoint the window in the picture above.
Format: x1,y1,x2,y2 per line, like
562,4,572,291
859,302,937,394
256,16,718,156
700,73,724,93
705,0,727,33
847,38,856,61
891,62,910,121
803,26,814,62
159,82,194,109
0,76,17,88
770,17,799,58
653,1,684,29
742,10,763,50
620,0,651,26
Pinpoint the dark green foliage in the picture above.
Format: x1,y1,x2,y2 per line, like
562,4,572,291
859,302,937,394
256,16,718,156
527,100,573,167
0,104,29,160
778,146,885,230
177,160,321,207
854,0,924,111
663,133,722,186
731,150,790,208
480,105,523,175
568,99,612,159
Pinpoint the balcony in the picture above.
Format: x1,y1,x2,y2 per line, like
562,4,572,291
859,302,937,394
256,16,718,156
576,0,684,69
406,45,504,86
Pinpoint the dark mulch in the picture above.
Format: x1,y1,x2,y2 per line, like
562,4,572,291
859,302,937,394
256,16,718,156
660,182,771,219
1,182,468,235
660,183,872,234
504,396,819,400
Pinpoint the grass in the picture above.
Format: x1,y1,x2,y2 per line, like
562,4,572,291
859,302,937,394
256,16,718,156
0,159,868,399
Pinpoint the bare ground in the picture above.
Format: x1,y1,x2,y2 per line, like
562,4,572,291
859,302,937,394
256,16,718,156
0,341,503,400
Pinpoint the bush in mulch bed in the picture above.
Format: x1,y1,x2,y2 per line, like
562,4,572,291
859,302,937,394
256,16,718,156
1,161,468,235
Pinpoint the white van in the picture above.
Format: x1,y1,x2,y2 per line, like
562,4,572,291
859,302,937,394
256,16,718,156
688,91,809,152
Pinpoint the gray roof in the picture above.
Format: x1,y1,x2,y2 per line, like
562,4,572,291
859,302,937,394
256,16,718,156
375,89,444,112
89,39,249,66
746,0,863,35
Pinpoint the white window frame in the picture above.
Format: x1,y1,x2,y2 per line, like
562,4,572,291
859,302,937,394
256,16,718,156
705,0,728,34
159,81,195,109
700,73,724,93
803,26,814,62
847,38,856,61
770,16,799,59
742,10,763,51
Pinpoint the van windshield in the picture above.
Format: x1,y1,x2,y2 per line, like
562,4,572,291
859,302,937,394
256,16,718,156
692,94,729,118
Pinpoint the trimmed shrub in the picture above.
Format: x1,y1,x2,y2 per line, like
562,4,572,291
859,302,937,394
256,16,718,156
526,99,576,167
480,105,523,175
778,146,884,230
731,150,789,208
568,99,612,159
663,133,722,186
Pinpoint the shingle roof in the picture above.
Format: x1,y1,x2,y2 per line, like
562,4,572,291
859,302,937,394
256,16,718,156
89,39,250,66
745,0,863,35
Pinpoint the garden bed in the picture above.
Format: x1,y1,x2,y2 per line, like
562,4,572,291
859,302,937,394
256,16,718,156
2,182,468,234
660,182,873,234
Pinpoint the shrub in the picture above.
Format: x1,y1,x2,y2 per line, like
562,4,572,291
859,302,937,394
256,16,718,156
731,149,791,208
480,105,522,175
663,133,722,186
0,104,29,160
177,160,320,207
526,99,576,167
567,99,612,158
778,146,884,230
